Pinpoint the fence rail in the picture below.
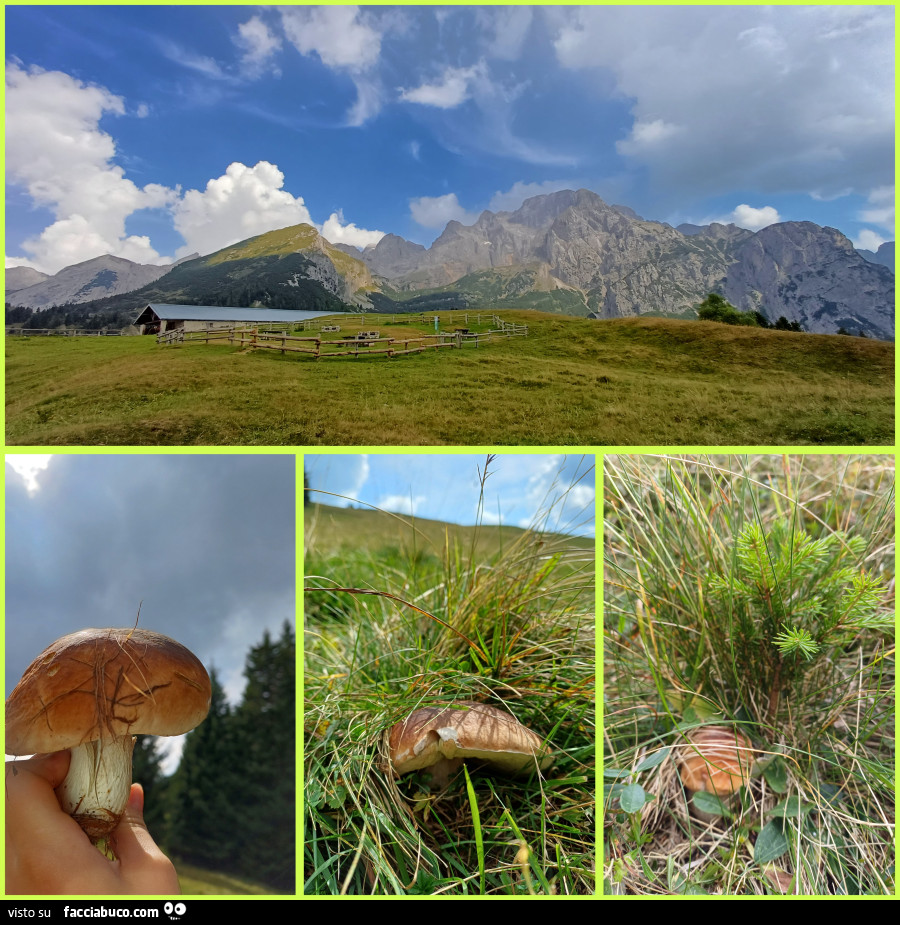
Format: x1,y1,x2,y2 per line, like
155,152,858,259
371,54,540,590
157,323,527,359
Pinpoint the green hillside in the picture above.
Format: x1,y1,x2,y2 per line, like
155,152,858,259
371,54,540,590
305,502,593,561
5,311,893,446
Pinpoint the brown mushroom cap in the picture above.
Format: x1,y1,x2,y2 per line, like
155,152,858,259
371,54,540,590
388,702,552,778
5,627,211,755
676,726,754,797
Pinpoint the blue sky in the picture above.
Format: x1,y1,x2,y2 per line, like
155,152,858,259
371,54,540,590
6,5,894,275
305,454,595,537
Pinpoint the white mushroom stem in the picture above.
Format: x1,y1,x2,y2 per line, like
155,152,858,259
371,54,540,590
55,736,135,844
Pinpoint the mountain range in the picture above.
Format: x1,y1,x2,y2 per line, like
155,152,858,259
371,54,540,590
6,189,895,338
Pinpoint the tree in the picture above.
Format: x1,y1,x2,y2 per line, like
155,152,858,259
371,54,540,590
231,622,296,891
774,316,804,333
696,293,759,327
165,669,242,868
131,735,169,839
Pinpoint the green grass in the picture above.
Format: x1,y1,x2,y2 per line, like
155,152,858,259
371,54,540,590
174,861,286,895
603,455,894,896
5,312,893,446
304,461,596,894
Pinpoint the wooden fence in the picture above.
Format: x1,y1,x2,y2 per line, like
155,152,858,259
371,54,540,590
6,328,124,337
157,323,527,359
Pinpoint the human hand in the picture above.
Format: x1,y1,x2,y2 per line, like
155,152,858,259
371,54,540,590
5,752,181,895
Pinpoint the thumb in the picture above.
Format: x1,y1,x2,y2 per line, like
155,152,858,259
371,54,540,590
112,784,181,894
112,784,155,859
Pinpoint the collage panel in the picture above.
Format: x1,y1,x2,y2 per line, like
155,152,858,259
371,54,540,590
602,454,895,896
4,454,297,897
302,453,596,895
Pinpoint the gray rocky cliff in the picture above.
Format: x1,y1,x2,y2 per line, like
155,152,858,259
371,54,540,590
6,254,180,309
722,222,895,338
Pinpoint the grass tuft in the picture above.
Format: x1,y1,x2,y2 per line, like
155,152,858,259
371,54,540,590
303,457,596,895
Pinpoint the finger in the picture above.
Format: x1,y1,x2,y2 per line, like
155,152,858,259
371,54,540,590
113,785,180,895
5,751,74,836
6,751,71,789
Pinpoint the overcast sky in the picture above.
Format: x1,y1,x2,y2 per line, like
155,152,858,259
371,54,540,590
305,454,595,537
5,454,296,766
5,5,894,276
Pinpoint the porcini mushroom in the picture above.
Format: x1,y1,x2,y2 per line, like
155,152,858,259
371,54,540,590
676,726,754,821
6,627,211,844
388,702,552,788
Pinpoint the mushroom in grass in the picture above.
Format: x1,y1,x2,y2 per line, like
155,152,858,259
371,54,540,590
676,726,754,821
388,702,552,789
6,627,211,845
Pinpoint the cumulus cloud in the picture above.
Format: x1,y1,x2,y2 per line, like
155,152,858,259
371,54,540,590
853,228,887,252
399,64,483,109
7,65,382,268
727,204,781,231
321,211,385,249
236,16,282,78
551,6,894,204
5,63,177,273
410,193,479,229
171,161,313,258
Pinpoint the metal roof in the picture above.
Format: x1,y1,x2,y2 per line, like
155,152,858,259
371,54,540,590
135,303,342,323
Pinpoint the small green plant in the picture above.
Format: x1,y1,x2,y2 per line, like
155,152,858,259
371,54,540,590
704,519,891,732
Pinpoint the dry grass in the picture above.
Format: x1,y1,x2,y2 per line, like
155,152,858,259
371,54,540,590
6,313,893,446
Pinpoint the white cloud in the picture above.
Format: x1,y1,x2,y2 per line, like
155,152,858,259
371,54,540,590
321,211,385,249
477,7,533,60
5,63,177,273
280,5,382,72
378,493,427,516
853,228,887,251
280,6,386,125
409,140,421,161
6,455,53,494
410,193,479,229
236,16,282,78
158,39,233,82
551,6,894,203
728,204,781,231
617,119,683,155
345,78,383,128
858,185,894,233
349,455,370,500
171,161,314,258
399,64,482,109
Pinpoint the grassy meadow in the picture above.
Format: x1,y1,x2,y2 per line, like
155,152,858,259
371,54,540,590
303,461,596,895
603,455,894,896
5,311,893,446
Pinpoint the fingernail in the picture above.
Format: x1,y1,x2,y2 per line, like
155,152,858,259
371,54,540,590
128,783,144,815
